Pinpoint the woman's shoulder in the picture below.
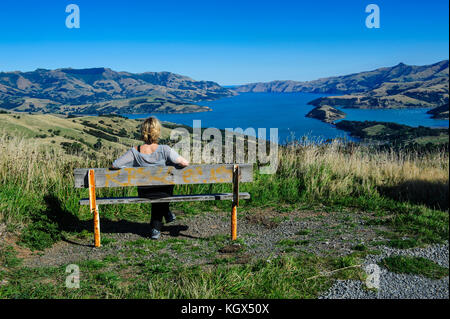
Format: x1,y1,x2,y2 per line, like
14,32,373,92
129,146,141,155
158,144,171,150
160,144,178,156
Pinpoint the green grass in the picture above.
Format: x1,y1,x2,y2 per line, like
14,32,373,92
0,246,22,268
1,119,448,251
0,252,366,299
277,239,310,247
386,238,420,249
352,244,367,251
101,236,117,246
380,256,449,279
0,115,448,298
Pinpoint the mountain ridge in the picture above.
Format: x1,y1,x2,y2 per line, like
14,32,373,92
234,60,448,94
0,67,234,104
0,67,235,114
234,60,449,109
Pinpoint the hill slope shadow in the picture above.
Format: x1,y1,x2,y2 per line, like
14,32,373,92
379,179,449,211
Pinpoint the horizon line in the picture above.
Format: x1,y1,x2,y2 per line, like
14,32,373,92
1,58,448,87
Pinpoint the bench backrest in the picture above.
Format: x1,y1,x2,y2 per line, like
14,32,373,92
74,164,253,188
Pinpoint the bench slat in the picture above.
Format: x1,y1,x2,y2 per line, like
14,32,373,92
74,164,253,188
79,192,251,205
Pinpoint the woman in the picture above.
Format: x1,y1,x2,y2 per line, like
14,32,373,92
112,117,189,239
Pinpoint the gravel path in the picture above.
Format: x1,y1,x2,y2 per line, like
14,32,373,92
320,243,449,299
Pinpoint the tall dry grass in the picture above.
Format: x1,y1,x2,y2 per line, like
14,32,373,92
0,133,448,234
0,133,123,227
269,140,449,208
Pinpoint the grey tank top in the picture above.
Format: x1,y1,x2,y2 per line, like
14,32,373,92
112,145,180,168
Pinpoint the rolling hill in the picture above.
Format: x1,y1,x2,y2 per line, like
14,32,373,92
235,60,449,109
0,67,234,114
0,113,150,153
335,120,449,148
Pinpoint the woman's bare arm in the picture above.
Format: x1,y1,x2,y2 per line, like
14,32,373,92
176,155,189,167
167,146,189,167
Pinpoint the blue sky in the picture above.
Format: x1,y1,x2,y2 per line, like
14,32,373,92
0,0,448,85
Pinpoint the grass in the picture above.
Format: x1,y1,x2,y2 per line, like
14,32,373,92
0,251,366,299
386,238,420,249
380,256,449,279
7,95,211,115
277,239,310,247
352,244,367,251
0,113,448,298
0,128,448,250
336,120,449,148
0,246,22,268
0,113,175,155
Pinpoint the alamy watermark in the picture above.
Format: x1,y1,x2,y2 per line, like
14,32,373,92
365,263,380,289
65,264,80,288
170,120,279,174
65,4,80,29
365,4,380,29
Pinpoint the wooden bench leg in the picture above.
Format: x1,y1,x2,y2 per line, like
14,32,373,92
89,169,101,247
231,164,239,241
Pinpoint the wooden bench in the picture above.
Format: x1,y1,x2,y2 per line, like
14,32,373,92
74,164,253,247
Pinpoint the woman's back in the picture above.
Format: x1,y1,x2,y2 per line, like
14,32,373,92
111,116,188,240
113,144,181,168
112,116,189,169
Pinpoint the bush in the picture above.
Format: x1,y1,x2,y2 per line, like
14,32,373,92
93,138,103,150
61,142,83,154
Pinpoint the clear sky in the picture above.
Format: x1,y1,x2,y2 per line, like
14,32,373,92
0,0,448,85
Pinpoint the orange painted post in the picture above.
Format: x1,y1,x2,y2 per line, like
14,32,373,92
231,165,239,241
88,169,101,247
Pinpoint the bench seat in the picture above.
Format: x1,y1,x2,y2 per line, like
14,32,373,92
79,192,250,206
76,164,252,246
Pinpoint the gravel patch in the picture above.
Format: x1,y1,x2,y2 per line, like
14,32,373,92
185,209,388,259
19,208,449,299
320,243,449,299
23,208,386,267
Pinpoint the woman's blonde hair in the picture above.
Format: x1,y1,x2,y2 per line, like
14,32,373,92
141,117,161,144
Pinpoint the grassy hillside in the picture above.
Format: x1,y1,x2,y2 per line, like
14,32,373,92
0,96,211,115
235,60,448,94
0,67,235,116
308,79,449,109
0,114,448,244
335,120,449,149
0,67,234,105
236,60,449,109
0,113,176,154
0,114,448,298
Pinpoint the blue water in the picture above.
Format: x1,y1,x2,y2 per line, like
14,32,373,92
123,92,448,143
336,107,449,128
124,93,351,143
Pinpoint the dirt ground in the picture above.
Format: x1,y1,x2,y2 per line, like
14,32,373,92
21,207,391,268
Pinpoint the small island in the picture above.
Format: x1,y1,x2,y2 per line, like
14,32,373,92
306,105,346,124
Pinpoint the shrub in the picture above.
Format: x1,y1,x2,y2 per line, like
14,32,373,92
61,141,83,154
